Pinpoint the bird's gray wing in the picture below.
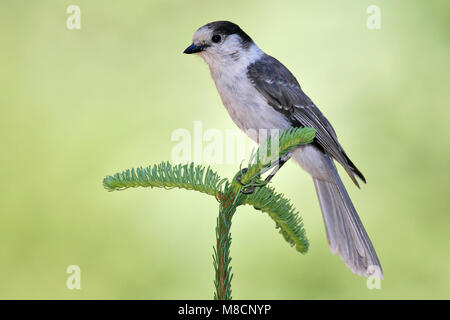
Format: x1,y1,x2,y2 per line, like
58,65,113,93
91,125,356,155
247,54,365,186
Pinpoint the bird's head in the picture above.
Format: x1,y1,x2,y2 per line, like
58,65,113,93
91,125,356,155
184,21,259,69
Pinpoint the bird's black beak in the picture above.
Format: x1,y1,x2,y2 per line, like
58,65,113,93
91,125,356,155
183,43,206,54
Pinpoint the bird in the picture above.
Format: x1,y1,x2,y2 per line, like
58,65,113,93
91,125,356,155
183,21,383,278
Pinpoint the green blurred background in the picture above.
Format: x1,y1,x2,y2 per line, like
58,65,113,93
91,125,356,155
1,0,449,299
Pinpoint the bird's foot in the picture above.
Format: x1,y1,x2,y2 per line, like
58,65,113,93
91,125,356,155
236,168,256,194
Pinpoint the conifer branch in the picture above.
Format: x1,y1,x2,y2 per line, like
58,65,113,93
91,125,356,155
213,188,236,300
243,186,309,253
103,162,228,201
103,126,316,299
233,127,316,192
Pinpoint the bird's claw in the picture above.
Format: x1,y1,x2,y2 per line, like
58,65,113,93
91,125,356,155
236,168,256,194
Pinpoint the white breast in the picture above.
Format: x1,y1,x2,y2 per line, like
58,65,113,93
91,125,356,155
202,43,331,180
205,45,290,142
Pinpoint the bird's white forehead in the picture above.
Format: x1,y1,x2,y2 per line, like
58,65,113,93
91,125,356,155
192,26,213,45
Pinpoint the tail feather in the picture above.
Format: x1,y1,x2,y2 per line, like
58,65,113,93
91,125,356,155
313,157,383,278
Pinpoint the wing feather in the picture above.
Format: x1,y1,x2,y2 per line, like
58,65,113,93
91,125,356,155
247,54,365,186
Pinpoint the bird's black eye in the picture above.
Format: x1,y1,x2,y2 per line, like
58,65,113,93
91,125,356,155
212,35,221,43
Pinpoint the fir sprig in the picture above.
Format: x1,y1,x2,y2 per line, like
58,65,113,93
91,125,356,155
234,127,316,190
103,162,228,201
244,185,309,253
103,126,316,299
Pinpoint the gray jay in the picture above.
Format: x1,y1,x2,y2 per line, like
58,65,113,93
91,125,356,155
184,21,382,278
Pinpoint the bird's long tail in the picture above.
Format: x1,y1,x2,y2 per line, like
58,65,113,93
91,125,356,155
312,156,383,278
